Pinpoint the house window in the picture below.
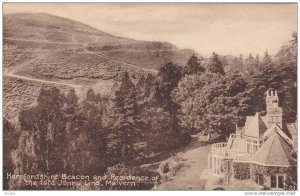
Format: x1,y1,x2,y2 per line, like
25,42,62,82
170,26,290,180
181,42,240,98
253,141,258,153
278,175,284,188
247,139,260,154
271,174,285,189
271,175,277,188
258,174,264,185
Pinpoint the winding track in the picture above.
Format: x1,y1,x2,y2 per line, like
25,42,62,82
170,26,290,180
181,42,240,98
4,50,83,89
5,68,83,89
4,37,158,88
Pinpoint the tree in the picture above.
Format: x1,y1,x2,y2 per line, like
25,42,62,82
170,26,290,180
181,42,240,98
254,54,261,68
135,74,155,106
151,62,182,110
142,62,189,152
107,72,141,165
16,87,66,174
207,52,225,75
276,33,297,67
173,72,250,136
63,89,107,175
64,89,79,114
262,50,272,66
289,32,297,64
184,54,205,75
249,63,297,123
9,87,67,189
244,53,254,73
144,107,188,152
3,119,19,190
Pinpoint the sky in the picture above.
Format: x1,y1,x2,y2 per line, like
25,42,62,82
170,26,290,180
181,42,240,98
3,3,297,57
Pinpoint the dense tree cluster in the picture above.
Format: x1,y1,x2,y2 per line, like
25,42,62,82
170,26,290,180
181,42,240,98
172,33,297,137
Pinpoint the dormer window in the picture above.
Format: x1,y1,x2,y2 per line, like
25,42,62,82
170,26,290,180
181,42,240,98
247,139,260,154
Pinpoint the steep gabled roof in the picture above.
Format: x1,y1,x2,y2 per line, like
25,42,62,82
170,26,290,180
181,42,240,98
252,132,295,167
263,123,294,147
229,139,247,153
244,113,267,138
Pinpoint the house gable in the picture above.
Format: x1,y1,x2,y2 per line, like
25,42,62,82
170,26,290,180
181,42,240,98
244,113,267,138
262,124,294,147
252,132,295,167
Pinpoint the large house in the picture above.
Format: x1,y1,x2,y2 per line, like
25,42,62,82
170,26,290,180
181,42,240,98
207,89,297,190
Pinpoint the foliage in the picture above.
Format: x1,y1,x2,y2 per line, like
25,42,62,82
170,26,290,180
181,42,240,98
233,162,250,180
206,52,225,75
143,62,190,151
106,72,142,165
152,62,182,109
250,164,296,190
183,54,205,75
3,119,19,190
5,32,297,190
248,63,297,123
63,88,107,175
262,50,272,66
173,72,250,135
144,107,181,152
173,33,297,137
9,87,107,189
15,87,66,174
284,166,297,190
223,160,233,184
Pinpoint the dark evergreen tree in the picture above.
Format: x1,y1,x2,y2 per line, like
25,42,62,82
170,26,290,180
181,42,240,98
152,62,182,110
184,54,205,75
144,62,189,151
64,88,107,175
107,72,141,165
207,52,225,75
262,50,272,66
64,88,79,114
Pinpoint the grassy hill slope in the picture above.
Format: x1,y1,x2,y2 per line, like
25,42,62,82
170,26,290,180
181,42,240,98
3,13,199,120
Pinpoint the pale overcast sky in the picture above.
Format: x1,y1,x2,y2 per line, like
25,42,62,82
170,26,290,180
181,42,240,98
3,3,297,57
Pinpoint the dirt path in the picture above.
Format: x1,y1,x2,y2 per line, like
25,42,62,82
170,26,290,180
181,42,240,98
5,71,83,89
157,141,212,190
4,52,83,89
4,37,158,88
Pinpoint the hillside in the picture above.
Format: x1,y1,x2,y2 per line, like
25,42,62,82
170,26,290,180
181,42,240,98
4,13,198,72
3,13,198,120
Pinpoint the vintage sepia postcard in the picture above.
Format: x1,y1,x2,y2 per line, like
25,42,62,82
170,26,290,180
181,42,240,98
2,3,298,192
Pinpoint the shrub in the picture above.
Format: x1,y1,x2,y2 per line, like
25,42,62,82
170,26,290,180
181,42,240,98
233,162,250,180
